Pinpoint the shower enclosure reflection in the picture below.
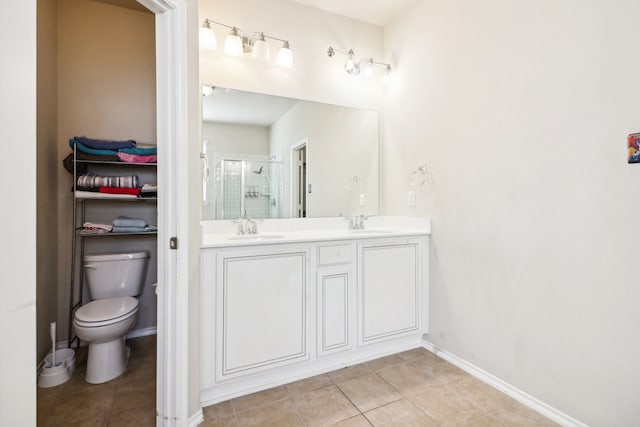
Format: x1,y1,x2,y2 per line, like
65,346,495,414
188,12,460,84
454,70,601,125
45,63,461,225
215,159,283,220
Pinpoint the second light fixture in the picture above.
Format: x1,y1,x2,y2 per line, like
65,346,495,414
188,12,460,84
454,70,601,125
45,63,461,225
200,19,293,69
327,46,391,83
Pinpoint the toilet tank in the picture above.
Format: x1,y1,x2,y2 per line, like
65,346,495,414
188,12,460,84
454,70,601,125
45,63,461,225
83,251,150,299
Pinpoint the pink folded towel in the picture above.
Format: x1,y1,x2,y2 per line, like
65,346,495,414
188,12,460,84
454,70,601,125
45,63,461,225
117,152,157,163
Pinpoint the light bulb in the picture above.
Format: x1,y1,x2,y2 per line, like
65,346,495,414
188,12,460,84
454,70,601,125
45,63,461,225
344,49,357,74
199,21,217,51
224,27,243,57
275,41,293,69
202,85,213,96
382,65,391,84
251,33,270,61
362,59,374,77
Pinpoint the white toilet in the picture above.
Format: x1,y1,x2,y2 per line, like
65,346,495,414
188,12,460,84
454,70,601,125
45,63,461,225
73,251,149,384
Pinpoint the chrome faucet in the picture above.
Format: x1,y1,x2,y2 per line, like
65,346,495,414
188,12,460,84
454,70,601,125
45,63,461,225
346,214,369,230
234,216,258,235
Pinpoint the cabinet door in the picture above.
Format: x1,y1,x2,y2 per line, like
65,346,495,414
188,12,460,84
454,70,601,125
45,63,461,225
317,269,351,356
358,240,421,344
216,250,308,380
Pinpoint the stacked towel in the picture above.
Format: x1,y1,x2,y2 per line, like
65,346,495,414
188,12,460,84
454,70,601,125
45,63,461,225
140,183,157,198
77,172,139,190
111,216,156,233
117,152,157,163
81,222,113,233
67,136,157,164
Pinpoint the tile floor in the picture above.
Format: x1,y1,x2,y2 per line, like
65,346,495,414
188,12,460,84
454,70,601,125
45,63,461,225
37,335,156,427
38,338,558,427
201,348,559,427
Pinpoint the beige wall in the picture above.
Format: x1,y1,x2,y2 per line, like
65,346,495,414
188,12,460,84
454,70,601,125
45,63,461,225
36,0,59,362
383,1,640,425
56,0,156,340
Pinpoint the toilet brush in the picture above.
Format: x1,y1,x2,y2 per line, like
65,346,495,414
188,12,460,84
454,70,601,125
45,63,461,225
50,322,60,367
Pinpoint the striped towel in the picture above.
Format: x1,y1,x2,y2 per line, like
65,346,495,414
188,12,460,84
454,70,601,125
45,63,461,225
77,172,139,189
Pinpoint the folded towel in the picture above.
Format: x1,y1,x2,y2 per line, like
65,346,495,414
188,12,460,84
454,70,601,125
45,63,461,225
73,136,136,150
77,172,139,189
69,139,119,156
112,216,146,228
141,183,157,192
75,190,137,199
118,146,157,156
82,222,113,233
112,226,148,233
117,152,157,163
99,187,141,196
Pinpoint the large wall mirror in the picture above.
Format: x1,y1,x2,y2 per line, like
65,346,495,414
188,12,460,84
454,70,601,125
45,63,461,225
201,87,379,220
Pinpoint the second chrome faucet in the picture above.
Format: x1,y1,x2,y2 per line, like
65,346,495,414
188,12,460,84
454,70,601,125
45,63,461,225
234,216,258,235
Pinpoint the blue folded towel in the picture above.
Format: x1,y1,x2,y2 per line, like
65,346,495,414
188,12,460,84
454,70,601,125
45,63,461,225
118,146,157,155
73,136,136,150
113,216,147,228
112,226,147,233
69,139,118,156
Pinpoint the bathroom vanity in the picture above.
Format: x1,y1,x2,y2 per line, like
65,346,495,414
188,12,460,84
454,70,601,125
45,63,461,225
199,217,430,405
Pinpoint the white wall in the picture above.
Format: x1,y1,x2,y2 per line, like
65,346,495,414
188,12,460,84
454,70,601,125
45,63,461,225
56,0,157,340
383,1,640,425
0,0,37,424
199,0,384,111
270,101,379,217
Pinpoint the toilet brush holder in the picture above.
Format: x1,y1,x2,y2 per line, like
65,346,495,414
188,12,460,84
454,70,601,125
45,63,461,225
38,348,76,388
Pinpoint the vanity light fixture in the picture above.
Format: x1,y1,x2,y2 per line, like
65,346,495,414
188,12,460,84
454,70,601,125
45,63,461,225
327,46,391,83
199,19,293,69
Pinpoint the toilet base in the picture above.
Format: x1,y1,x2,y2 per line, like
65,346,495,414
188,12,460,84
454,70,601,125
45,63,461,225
85,336,130,384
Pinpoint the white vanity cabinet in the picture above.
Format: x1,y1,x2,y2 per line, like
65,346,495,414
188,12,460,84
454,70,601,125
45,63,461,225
358,238,426,345
316,243,355,357
206,245,311,383
200,228,429,406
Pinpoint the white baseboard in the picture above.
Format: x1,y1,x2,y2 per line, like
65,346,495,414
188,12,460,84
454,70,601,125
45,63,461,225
126,326,157,339
188,408,204,427
422,339,587,427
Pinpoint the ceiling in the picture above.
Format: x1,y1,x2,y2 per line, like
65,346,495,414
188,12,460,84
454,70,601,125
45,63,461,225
202,88,298,126
288,0,419,26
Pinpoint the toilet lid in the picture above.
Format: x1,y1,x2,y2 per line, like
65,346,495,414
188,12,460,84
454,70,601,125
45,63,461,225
75,297,138,323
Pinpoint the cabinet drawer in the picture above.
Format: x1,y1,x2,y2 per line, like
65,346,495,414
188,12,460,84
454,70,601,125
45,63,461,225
317,244,352,266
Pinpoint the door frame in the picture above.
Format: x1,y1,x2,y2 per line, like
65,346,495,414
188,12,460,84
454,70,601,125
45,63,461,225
290,139,308,218
137,0,194,425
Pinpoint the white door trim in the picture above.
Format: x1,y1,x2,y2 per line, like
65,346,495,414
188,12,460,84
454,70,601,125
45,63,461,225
137,0,191,425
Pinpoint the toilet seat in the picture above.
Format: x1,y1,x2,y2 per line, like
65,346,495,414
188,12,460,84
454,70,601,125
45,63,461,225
74,297,138,328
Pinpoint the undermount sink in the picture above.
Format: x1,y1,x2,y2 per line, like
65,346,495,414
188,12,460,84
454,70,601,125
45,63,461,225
349,229,394,234
227,234,286,241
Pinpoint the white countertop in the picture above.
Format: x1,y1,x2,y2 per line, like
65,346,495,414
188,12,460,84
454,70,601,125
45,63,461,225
201,216,431,248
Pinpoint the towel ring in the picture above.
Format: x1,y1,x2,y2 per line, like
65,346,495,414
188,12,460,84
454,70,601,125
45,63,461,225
410,164,427,186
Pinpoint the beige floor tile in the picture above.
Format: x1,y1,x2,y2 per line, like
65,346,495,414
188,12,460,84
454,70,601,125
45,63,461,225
107,407,156,427
445,377,514,410
408,358,469,386
60,367,122,394
203,400,235,421
409,386,484,426
120,357,156,384
365,354,406,371
285,373,333,395
459,414,507,427
200,414,241,427
36,396,58,427
376,363,436,396
328,363,373,384
112,379,156,413
232,386,288,413
336,373,402,412
487,401,559,427
292,385,359,426
64,413,110,427
236,398,305,427
333,415,373,426
364,399,438,427
396,348,432,362
52,385,117,425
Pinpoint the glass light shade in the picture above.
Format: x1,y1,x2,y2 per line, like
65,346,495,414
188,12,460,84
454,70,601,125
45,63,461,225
199,24,217,51
224,28,243,57
202,85,214,96
362,59,374,77
382,65,391,84
251,37,270,61
275,42,293,69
